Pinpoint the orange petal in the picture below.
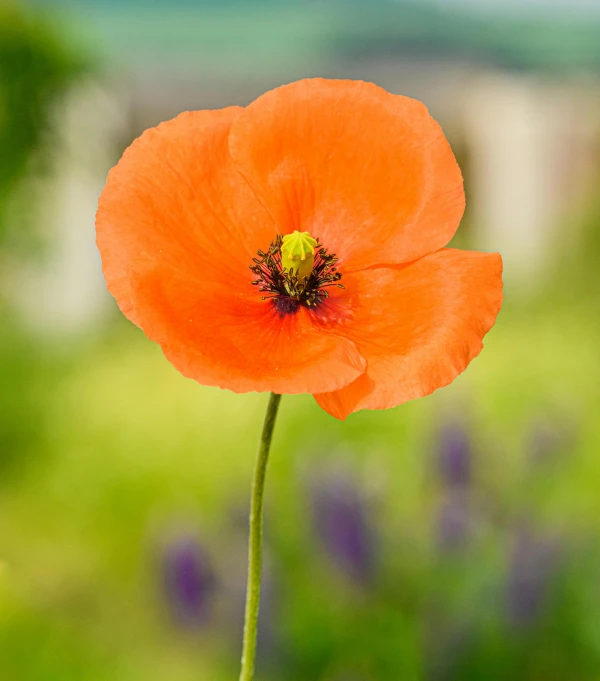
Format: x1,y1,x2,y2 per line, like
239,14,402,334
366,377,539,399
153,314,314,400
128,256,367,394
228,78,464,271
96,107,277,326
314,249,503,419
97,106,366,394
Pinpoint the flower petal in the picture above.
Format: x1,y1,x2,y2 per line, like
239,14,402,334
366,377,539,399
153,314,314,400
314,249,503,419
128,256,367,394
228,78,464,271
97,106,366,394
96,107,277,326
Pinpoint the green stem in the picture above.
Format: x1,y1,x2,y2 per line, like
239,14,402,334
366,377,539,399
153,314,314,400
239,392,282,681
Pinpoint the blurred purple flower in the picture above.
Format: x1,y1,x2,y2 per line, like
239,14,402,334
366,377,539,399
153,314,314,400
506,526,560,629
438,424,471,488
161,533,214,627
437,493,471,552
312,473,377,584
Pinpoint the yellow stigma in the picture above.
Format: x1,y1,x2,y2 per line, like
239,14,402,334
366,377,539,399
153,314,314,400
281,231,318,282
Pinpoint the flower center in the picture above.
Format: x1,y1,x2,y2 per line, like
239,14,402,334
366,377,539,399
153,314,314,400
281,231,318,281
250,231,344,315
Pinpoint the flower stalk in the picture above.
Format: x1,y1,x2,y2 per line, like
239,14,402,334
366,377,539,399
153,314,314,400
239,392,282,681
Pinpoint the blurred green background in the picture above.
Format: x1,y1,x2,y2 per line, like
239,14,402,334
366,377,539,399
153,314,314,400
2,1,600,679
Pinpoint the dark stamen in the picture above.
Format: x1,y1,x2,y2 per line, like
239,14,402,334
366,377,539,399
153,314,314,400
250,234,344,315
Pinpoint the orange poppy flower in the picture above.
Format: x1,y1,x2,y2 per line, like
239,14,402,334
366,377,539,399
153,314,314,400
96,78,503,420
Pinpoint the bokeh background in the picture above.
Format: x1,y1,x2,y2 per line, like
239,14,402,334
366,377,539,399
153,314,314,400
2,0,600,679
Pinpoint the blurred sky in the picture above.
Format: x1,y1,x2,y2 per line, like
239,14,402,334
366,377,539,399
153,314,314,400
33,0,600,14
432,0,600,15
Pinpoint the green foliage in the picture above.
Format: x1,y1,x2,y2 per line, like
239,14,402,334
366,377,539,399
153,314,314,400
0,323,52,479
2,262,600,679
0,4,87,248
